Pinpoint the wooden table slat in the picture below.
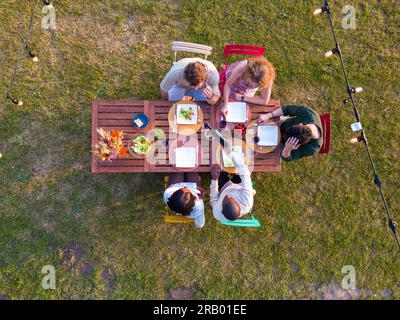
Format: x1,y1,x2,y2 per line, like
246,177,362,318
98,106,145,113
98,160,146,167
98,113,137,120
91,101,98,173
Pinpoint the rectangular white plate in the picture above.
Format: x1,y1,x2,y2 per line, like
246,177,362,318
258,125,279,147
176,104,198,125
222,146,243,168
175,147,197,168
225,102,248,123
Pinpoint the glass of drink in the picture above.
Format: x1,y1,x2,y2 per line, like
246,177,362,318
204,129,213,141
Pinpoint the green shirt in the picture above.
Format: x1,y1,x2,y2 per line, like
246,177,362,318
280,105,323,161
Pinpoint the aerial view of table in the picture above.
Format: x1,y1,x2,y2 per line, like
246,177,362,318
91,99,282,173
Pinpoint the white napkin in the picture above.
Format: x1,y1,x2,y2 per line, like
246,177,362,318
258,125,278,146
175,147,197,168
225,102,248,123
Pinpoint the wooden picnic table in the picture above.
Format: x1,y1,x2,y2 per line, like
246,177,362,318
91,99,282,173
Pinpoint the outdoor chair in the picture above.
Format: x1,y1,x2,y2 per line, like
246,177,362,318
163,176,194,224
319,113,331,154
172,41,213,64
220,180,261,228
219,44,266,94
220,212,261,228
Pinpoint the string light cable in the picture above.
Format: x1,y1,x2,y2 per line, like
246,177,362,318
314,0,399,249
1,0,42,110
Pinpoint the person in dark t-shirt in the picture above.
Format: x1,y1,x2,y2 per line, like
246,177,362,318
258,105,323,161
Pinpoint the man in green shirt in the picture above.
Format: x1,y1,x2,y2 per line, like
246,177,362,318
259,105,323,161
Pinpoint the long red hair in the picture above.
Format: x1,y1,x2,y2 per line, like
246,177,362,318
244,56,276,89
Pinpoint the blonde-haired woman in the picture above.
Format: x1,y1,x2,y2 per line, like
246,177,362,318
222,56,276,114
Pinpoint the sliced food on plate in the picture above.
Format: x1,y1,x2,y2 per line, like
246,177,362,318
176,104,198,125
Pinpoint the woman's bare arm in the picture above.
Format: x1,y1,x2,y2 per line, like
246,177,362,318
222,60,247,109
237,83,273,106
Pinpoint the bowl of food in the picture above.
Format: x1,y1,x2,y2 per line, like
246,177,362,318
132,113,149,129
129,135,153,157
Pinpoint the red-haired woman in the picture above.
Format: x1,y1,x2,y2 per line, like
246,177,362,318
222,56,276,115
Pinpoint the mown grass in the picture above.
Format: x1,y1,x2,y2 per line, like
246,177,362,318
0,0,399,299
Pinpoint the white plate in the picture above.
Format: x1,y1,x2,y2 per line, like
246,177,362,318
222,146,243,168
176,104,198,125
225,102,248,123
257,125,278,147
175,147,197,168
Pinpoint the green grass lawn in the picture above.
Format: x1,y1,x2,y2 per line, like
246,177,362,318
0,0,399,299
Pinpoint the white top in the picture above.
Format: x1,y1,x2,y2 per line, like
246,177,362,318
160,58,221,97
163,182,205,228
210,153,255,222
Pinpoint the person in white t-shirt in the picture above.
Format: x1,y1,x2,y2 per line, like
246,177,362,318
160,58,220,105
163,172,205,228
210,153,255,222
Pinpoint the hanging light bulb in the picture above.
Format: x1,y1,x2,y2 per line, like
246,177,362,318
313,8,323,15
313,5,329,15
350,87,363,94
25,45,39,62
325,47,339,58
350,136,365,144
6,94,23,106
31,54,39,63
13,98,24,106
350,137,360,144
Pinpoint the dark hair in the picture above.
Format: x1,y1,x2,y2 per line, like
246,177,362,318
184,62,207,87
222,199,241,221
167,188,196,215
283,124,313,146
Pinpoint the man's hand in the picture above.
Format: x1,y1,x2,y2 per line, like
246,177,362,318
284,137,301,151
197,186,206,199
258,113,272,124
161,90,169,100
201,84,214,100
210,164,220,180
